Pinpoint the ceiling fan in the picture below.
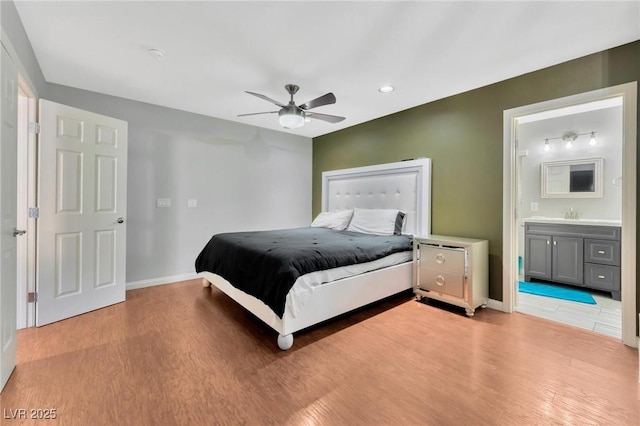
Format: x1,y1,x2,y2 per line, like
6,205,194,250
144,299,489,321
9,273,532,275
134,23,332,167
238,84,346,129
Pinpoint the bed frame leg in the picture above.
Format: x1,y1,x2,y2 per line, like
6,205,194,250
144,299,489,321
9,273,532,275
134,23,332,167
202,278,212,288
277,334,293,351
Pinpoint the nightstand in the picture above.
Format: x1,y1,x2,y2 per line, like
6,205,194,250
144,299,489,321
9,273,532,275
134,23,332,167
414,235,489,316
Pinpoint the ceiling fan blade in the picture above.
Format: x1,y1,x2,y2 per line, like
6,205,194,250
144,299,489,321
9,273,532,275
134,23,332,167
306,112,345,123
299,92,336,110
245,91,286,108
237,111,278,117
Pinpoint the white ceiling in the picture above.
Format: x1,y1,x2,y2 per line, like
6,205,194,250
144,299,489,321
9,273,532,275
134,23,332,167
14,1,640,138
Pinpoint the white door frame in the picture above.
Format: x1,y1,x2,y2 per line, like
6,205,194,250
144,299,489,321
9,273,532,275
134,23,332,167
503,82,637,347
16,77,37,329
1,29,40,331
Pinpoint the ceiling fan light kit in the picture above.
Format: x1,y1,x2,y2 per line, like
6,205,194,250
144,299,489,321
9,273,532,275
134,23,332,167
239,84,345,130
279,106,305,129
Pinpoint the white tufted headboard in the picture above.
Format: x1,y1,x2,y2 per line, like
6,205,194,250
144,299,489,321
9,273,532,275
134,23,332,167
321,159,431,236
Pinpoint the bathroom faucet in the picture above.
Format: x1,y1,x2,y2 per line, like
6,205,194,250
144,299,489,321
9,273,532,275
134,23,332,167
564,208,578,220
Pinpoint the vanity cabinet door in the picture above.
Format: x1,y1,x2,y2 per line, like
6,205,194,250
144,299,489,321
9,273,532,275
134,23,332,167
525,234,552,281
552,236,584,285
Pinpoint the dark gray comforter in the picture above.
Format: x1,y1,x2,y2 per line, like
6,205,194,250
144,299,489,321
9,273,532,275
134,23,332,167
194,227,413,317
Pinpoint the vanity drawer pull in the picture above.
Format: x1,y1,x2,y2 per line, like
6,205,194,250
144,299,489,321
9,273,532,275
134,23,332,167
598,275,606,279
598,250,606,254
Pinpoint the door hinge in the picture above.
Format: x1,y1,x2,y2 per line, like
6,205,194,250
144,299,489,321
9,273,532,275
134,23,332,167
28,207,39,218
28,292,37,303
28,122,41,134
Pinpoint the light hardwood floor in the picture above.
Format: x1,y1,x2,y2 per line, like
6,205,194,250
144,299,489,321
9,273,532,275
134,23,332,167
1,279,637,425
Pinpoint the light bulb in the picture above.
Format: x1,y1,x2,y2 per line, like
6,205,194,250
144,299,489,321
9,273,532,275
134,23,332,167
589,132,597,146
544,139,550,152
565,140,573,149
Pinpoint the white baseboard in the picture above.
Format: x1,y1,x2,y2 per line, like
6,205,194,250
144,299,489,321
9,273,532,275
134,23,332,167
486,298,503,311
126,272,199,291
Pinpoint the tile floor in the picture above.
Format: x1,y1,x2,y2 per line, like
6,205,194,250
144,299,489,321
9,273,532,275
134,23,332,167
515,289,622,340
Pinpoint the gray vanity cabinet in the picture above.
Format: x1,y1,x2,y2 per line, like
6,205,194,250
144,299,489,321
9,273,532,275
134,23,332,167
551,236,584,285
524,222,621,300
524,234,552,280
525,234,583,285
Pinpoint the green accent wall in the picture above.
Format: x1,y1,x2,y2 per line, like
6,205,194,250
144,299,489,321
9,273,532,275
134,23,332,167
313,40,640,305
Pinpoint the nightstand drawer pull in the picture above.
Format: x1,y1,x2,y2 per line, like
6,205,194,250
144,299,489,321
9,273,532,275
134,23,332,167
598,275,606,279
435,254,445,264
435,275,445,286
598,250,606,254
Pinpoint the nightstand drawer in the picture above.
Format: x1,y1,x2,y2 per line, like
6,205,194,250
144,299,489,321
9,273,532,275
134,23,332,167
419,245,465,273
584,263,620,291
418,267,464,298
585,239,620,266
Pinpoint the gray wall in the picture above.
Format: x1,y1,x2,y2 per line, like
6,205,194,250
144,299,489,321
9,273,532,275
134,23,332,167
47,85,312,283
2,1,313,284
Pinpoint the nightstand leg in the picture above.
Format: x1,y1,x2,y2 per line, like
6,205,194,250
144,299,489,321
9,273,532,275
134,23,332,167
465,308,475,317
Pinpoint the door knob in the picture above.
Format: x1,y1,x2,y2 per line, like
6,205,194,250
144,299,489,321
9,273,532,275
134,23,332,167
117,218,124,224
13,228,26,237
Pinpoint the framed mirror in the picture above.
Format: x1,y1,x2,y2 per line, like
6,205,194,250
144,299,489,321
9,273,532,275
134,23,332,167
541,158,603,198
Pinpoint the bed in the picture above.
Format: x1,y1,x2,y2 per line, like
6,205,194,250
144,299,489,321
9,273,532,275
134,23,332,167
196,158,431,350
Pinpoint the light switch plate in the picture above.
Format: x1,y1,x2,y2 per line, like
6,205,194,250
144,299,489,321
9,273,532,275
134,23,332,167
530,202,538,212
157,198,172,208
188,199,198,208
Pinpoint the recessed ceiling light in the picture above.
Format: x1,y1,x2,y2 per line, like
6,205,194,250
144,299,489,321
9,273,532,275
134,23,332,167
148,48,166,60
378,85,395,93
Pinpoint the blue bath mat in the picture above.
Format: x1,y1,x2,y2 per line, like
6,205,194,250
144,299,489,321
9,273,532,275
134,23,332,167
519,281,596,304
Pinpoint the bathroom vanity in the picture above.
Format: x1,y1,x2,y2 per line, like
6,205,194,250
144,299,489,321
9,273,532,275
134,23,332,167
524,219,621,300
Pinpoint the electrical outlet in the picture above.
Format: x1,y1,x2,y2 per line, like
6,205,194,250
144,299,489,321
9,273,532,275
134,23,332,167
188,199,198,208
530,202,539,212
156,198,172,208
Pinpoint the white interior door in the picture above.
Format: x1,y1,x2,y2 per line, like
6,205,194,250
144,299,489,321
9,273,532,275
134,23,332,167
0,46,19,392
36,100,128,326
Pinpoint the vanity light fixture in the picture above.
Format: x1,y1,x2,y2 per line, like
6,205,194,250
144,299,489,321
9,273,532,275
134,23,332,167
564,132,576,149
542,130,597,151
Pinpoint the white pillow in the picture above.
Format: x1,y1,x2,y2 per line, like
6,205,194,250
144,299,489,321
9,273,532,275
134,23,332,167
310,209,353,231
347,208,406,236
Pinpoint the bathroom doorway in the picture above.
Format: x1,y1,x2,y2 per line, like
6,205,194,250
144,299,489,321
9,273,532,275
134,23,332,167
514,98,622,338
503,82,637,347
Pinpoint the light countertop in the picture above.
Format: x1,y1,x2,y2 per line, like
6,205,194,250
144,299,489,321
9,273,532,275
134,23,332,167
523,216,622,227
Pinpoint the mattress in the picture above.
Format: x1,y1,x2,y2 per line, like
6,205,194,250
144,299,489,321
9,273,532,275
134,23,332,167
194,227,413,317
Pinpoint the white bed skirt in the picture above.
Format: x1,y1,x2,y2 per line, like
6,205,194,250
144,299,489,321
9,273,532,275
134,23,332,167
200,261,413,338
